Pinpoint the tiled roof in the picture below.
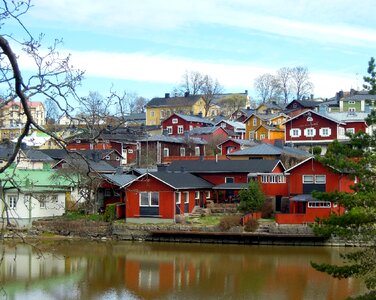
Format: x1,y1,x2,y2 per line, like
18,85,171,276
168,159,282,173
146,95,202,107
148,171,213,189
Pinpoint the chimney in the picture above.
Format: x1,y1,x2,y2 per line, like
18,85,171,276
198,112,203,118
165,93,170,98
339,90,344,98
310,94,314,100
245,90,248,95
184,91,190,97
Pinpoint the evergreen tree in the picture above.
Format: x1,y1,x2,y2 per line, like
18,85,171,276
311,58,376,299
237,180,265,214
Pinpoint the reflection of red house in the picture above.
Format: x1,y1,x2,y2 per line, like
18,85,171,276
124,168,212,222
275,157,355,224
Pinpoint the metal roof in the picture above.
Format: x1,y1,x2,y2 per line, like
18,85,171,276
147,171,213,189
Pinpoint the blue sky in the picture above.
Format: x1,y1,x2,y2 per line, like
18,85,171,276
5,0,376,102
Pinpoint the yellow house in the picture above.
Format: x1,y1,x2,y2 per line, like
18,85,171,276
244,113,288,140
146,93,207,126
254,124,285,141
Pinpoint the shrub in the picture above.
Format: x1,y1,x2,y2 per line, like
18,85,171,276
244,218,259,232
219,215,242,231
238,180,265,214
103,203,118,222
261,201,273,218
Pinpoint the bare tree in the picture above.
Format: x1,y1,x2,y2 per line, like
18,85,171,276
134,96,147,113
290,66,314,100
201,75,224,117
276,67,292,104
179,70,205,95
217,94,247,117
44,98,59,124
254,73,281,103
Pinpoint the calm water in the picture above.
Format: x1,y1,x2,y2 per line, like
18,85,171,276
0,240,367,300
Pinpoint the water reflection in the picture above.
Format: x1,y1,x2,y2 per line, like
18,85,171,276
0,241,366,299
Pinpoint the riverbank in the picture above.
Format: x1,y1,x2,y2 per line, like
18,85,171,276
1,219,355,247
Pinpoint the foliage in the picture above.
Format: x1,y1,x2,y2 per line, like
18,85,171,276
312,146,322,155
219,215,242,231
217,94,247,117
310,59,376,297
64,212,104,222
103,203,118,222
244,218,259,232
237,180,265,214
363,57,376,95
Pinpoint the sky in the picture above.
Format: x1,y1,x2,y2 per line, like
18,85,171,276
4,0,376,103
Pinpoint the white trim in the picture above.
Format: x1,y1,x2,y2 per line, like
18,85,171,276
177,125,184,134
290,128,301,137
166,126,173,134
319,127,331,137
304,127,316,137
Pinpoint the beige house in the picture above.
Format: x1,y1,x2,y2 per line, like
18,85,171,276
0,101,45,127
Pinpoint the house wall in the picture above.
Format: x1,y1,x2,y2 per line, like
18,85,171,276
4,191,66,227
344,121,367,133
220,140,242,155
162,114,207,136
245,116,266,140
198,173,248,185
284,113,338,143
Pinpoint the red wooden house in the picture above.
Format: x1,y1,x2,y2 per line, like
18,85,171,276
168,159,288,210
161,113,213,136
283,109,367,153
215,120,246,139
189,126,229,143
275,157,355,224
218,138,258,155
124,169,213,222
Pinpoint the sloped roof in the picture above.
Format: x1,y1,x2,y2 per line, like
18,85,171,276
0,147,15,160
147,171,213,189
287,99,321,109
342,93,376,101
328,112,369,123
22,149,54,162
255,124,284,132
189,126,221,135
146,95,202,108
227,143,310,157
168,159,283,173
139,135,207,144
173,113,213,124
215,119,245,129
217,138,258,147
101,174,136,187
282,109,345,125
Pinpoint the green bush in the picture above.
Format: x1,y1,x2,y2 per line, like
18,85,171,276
103,203,118,222
244,218,259,232
219,215,242,231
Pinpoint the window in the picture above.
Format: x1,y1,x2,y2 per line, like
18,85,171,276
348,107,356,112
319,127,331,137
180,147,186,157
195,146,200,156
304,128,316,137
184,192,189,204
167,126,172,134
225,177,234,183
163,148,169,157
290,128,301,137
252,118,257,126
259,134,265,140
172,118,178,124
140,192,159,207
303,175,326,184
346,128,355,134
261,175,268,183
348,101,355,104
116,156,120,161
160,110,165,119
189,125,193,131
39,196,46,208
270,175,276,183
303,175,314,184
150,111,155,117
308,201,331,208
206,191,210,199
8,195,17,209
178,125,184,134
175,192,181,204
105,155,110,160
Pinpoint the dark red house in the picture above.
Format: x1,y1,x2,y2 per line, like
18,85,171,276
189,126,229,143
161,113,213,136
214,120,246,139
275,157,355,224
124,169,213,222
218,138,258,155
283,109,367,153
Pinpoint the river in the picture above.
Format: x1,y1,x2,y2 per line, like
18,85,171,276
0,240,367,299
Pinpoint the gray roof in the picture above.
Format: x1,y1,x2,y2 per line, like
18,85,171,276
139,135,207,144
0,147,15,160
218,138,258,147
146,95,202,108
342,93,376,101
102,174,136,187
22,150,54,162
287,100,321,109
327,111,369,123
212,183,248,190
190,126,220,135
148,171,213,189
56,155,115,173
123,112,146,121
168,159,282,173
174,113,213,124
227,143,310,157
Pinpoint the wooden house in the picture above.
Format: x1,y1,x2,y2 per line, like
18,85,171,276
218,138,258,155
124,169,213,223
161,112,213,136
275,157,354,224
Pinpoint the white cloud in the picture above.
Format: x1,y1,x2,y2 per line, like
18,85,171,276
29,0,376,47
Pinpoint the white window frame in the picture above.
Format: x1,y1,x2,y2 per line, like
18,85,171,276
261,175,268,183
304,128,316,137
167,126,173,135
8,195,18,209
259,134,266,140
308,201,331,208
172,118,178,124
315,175,326,184
150,111,155,117
346,128,355,134
180,147,186,157
184,192,189,204
195,146,200,156
105,155,110,160
302,175,314,184
163,148,169,157
319,127,331,137
303,174,326,184
348,107,356,112
252,118,257,126
128,149,133,153
175,192,181,204
178,125,184,134
348,101,356,105
39,196,46,208
139,192,159,207
195,191,200,201
290,128,301,137
206,191,211,199
225,177,234,183
189,125,193,131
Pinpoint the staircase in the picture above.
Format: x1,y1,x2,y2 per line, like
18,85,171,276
189,206,211,218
